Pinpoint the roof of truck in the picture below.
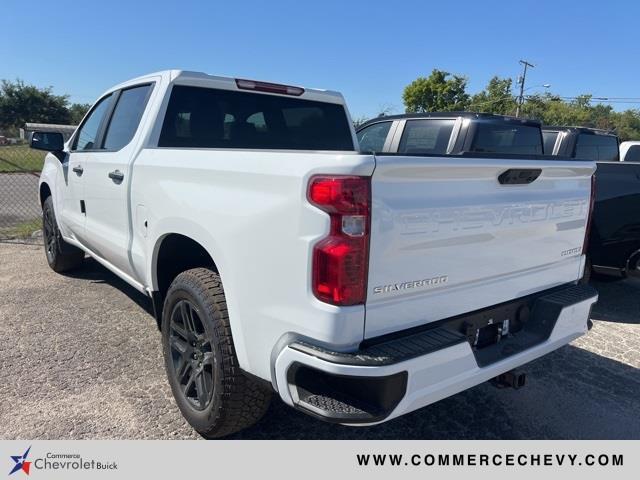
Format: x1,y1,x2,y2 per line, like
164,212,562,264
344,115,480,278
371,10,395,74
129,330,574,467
542,126,616,136
105,70,346,105
357,112,541,130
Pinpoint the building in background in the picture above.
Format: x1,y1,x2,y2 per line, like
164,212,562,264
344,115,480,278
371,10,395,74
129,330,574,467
20,123,77,142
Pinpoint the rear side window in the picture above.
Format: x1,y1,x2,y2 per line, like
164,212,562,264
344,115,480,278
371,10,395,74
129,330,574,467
625,145,640,162
470,122,542,155
357,121,391,152
542,131,559,154
398,119,455,155
103,85,152,150
575,134,618,161
159,86,354,151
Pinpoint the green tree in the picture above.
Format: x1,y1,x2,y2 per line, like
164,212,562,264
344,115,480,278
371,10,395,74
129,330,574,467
402,68,640,141
611,109,640,141
402,69,469,112
469,76,517,115
521,93,594,127
68,103,91,124
0,79,71,134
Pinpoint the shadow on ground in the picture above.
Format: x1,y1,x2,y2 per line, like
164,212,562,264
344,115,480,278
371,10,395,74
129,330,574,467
591,277,640,324
62,256,154,314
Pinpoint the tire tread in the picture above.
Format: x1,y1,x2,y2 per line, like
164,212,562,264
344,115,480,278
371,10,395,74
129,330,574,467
165,268,271,438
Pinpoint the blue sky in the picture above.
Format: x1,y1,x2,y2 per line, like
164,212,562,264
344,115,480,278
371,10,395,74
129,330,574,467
2,0,639,119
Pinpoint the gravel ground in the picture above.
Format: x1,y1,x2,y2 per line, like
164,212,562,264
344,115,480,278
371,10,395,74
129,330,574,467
0,242,638,440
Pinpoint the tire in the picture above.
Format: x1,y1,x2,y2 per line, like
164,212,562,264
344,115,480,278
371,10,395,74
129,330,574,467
162,268,271,438
42,196,85,273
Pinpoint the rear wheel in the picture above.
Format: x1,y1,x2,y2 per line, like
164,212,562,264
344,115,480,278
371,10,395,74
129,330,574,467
162,268,271,438
42,196,84,272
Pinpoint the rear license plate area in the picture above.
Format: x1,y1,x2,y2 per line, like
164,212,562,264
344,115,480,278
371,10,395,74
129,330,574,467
468,321,507,349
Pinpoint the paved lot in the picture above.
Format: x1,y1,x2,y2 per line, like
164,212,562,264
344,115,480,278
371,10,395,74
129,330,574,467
0,242,638,439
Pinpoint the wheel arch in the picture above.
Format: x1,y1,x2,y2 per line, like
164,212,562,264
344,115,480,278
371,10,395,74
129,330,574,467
152,232,220,301
39,182,52,206
147,220,251,372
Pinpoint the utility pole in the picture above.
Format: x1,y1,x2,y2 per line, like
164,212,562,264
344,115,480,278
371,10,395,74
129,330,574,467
515,59,535,117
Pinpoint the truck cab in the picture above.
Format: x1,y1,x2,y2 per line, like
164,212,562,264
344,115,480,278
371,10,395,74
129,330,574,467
620,141,640,162
542,126,619,160
356,112,544,156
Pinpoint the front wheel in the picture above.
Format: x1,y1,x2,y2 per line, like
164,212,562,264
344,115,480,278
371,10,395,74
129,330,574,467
42,196,84,272
162,268,271,438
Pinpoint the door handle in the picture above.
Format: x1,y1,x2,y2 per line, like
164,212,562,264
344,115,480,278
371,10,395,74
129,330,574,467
72,165,83,175
498,168,541,185
108,169,124,182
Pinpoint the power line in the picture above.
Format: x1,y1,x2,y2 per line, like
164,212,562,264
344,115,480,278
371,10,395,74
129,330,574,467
544,96,640,104
466,93,640,113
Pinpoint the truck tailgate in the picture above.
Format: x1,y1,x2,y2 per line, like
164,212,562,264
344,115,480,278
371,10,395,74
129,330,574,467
365,155,595,338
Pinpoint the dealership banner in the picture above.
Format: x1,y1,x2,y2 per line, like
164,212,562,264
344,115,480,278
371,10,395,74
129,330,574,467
1,440,636,479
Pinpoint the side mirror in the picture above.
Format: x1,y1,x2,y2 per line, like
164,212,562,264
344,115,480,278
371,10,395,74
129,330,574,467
30,131,64,152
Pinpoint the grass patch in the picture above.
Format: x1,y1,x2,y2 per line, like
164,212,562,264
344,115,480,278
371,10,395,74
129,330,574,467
0,145,46,173
0,217,42,239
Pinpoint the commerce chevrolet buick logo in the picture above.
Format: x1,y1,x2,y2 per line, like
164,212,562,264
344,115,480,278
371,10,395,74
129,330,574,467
7,447,117,475
8,446,31,476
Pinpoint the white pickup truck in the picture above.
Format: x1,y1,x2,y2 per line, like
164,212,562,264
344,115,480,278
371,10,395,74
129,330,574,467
32,70,598,438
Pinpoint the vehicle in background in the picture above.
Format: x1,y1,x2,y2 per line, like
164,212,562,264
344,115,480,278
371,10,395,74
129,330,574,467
356,112,545,155
30,72,598,438
542,127,619,160
620,141,640,162
543,126,640,279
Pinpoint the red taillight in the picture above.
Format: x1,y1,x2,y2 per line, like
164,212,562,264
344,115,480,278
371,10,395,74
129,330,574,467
308,176,370,306
583,174,597,255
235,78,305,96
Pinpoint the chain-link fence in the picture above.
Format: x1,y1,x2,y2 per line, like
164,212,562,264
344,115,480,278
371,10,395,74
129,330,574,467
1,126,78,243
0,138,46,243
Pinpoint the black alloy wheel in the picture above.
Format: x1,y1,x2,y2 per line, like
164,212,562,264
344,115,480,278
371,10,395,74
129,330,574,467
42,201,58,264
168,299,215,410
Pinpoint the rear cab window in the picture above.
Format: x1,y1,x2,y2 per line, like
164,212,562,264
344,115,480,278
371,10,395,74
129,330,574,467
356,121,392,152
159,85,354,151
103,84,152,150
542,131,559,155
574,134,619,161
398,119,455,155
470,121,543,155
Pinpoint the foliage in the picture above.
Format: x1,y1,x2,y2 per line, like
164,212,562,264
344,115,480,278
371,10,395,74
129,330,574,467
402,69,469,112
68,103,91,124
0,80,71,135
469,76,517,115
0,80,89,136
611,109,640,141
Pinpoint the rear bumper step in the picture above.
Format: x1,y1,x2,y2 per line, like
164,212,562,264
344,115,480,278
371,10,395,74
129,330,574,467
290,327,466,367
275,284,597,424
